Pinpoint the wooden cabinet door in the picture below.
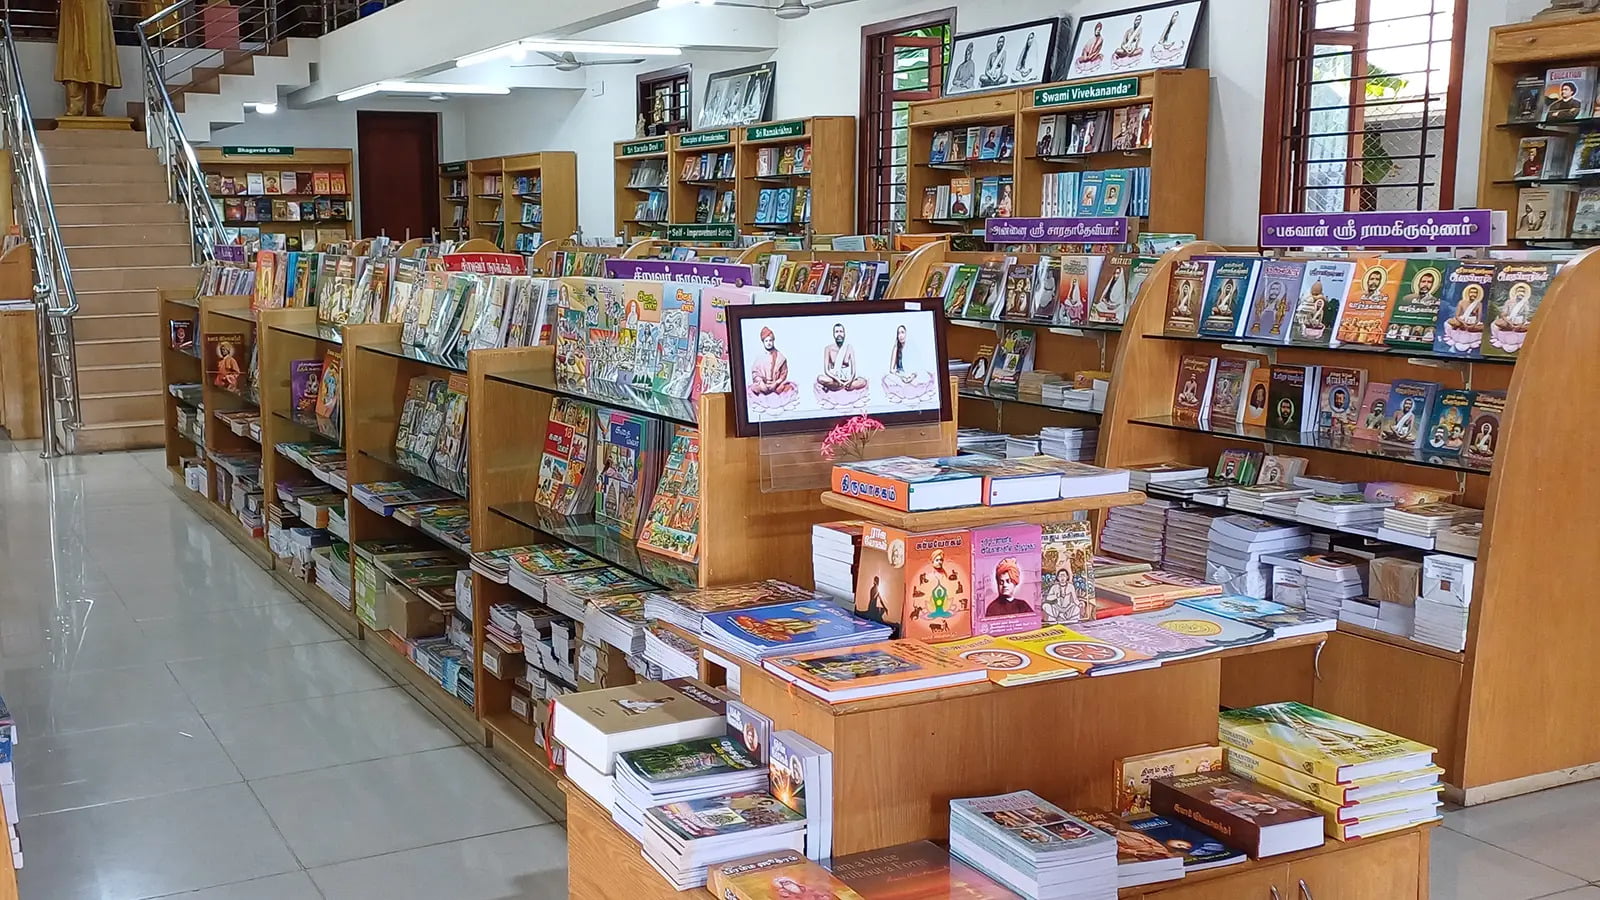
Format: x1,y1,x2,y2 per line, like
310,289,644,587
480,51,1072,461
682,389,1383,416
1140,865,1287,900
1311,632,1463,780
1285,832,1422,900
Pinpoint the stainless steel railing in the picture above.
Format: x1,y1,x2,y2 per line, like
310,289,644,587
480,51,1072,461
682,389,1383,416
0,17,82,458
137,4,226,263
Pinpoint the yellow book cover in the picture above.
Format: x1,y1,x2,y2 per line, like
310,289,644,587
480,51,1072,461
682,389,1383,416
1114,744,1224,817
708,850,863,900
1235,768,1441,839
1225,746,1442,805
1218,702,1436,783
942,633,1081,686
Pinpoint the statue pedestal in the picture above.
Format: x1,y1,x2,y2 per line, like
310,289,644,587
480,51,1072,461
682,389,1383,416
56,115,133,131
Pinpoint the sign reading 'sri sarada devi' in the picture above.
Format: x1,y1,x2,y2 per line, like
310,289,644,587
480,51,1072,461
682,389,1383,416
1259,210,1498,248
984,217,1130,244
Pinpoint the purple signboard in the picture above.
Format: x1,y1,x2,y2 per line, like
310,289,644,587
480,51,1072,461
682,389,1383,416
1259,210,1497,248
983,217,1130,244
602,259,757,285
212,244,247,263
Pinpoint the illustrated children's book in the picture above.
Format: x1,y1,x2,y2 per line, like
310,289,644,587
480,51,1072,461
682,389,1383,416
595,410,660,539
1334,258,1404,347
695,284,751,398
985,327,1036,389
1385,260,1450,352
1482,261,1557,358
637,426,701,563
1163,258,1211,337
654,282,702,398
1197,257,1258,338
854,524,973,642
1039,521,1095,626
1378,380,1440,449
314,350,342,425
1421,389,1474,457
1288,259,1354,347
969,523,1043,636
1433,261,1496,358
534,397,597,515
1243,260,1306,343
1459,390,1506,467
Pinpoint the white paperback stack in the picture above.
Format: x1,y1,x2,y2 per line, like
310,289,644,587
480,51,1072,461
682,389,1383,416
1415,554,1474,652
487,600,534,650
1125,462,1207,491
1296,494,1392,531
1162,508,1224,580
1338,596,1383,630
1100,499,1171,563
949,791,1117,900
1006,434,1044,458
1206,516,1313,600
958,427,1009,458
1039,426,1099,462
611,734,767,843
644,623,700,679
1226,483,1312,514
1298,554,1367,620
811,522,863,603
584,593,652,655
1378,503,1482,550
639,790,806,889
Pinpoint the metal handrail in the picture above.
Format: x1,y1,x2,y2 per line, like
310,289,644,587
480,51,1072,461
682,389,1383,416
0,16,81,456
137,20,226,262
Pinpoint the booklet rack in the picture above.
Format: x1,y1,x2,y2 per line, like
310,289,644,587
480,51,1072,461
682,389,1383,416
1099,241,1600,803
196,147,356,243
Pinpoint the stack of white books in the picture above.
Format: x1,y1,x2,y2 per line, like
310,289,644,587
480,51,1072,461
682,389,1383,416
643,623,701,679
1378,503,1482,549
958,427,1009,458
639,790,807,889
1006,434,1044,458
1296,494,1393,528
1293,474,1360,494
949,791,1117,900
1100,499,1171,563
1415,555,1474,652
1226,483,1312,514
1125,462,1207,491
1298,553,1368,619
1206,516,1313,600
584,592,652,655
810,522,863,603
1039,426,1099,462
487,600,535,650
611,734,767,842
1162,508,1224,580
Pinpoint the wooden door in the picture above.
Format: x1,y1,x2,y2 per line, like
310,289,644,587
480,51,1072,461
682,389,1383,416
1139,865,1286,900
1286,832,1424,900
356,111,439,241
1311,632,1464,781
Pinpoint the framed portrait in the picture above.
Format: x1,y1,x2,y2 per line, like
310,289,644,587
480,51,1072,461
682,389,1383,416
728,299,951,438
944,18,1063,98
698,62,777,130
1065,0,1206,81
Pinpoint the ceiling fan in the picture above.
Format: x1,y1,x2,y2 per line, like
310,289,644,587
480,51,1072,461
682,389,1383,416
658,0,867,20
512,50,647,72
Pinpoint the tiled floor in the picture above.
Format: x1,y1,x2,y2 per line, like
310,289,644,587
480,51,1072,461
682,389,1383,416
0,443,1597,899
0,443,566,899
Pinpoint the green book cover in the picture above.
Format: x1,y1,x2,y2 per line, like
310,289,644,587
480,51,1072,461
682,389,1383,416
618,735,762,783
1385,260,1450,351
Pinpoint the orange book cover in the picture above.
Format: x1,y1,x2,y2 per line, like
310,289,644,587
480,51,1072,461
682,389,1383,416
942,633,1083,686
312,170,332,194
1242,366,1272,428
762,640,982,697
1095,571,1222,611
1335,258,1405,346
329,170,348,194
1002,623,1151,673
831,464,912,511
709,851,862,900
855,525,972,642
251,251,277,312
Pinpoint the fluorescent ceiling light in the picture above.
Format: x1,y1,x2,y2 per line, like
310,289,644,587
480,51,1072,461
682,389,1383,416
658,0,716,6
338,81,510,101
455,41,525,69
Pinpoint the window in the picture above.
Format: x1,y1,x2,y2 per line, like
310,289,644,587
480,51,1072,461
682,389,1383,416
1262,0,1467,215
638,66,693,138
859,11,953,236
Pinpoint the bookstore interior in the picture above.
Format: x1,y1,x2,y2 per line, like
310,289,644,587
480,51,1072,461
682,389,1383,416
11,0,1600,898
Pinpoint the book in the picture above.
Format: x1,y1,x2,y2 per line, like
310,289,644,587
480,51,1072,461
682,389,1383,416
969,523,1043,636
1514,135,1570,179
1421,388,1474,457
615,734,764,796
1179,595,1334,638
1054,255,1099,327
1039,521,1094,626
1572,131,1600,176
944,265,980,317
1334,258,1403,347
1313,366,1366,438
1515,185,1575,239
1116,745,1225,817
1287,259,1353,347
949,177,974,218
702,600,891,662
1265,364,1314,433
534,398,596,515
289,358,323,417
1207,358,1257,427
637,426,701,563
1241,366,1271,428
986,328,1036,389
1163,259,1211,337
1508,73,1546,122
1218,701,1436,783
1225,746,1443,807
1573,186,1600,237
1149,771,1323,857
999,264,1035,321
942,631,1088,685
1243,260,1305,343
1459,390,1506,467
1028,258,1061,322
1094,570,1222,613
763,640,987,703
1385,261,1449,352
708,852,860,900
1124,814,1247,871
831,456,983,512
1484,261,1557,357
1197,258,1257,337
829,841,1019,899
767,731,832,859
1352,381,1392,442
1543,65,1597,121
644,791,805,869
1071,808,1184,887
1433,261,1495,358
1171,355,1215,427
552,680,727,773
963,263,1004,320
1378,380,1439,449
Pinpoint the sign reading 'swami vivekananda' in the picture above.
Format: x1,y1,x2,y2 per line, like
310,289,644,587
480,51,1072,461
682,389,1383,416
621,138,667,156
679,129,733,148
665,222,737,243
1033,77,1141,108
222,146,295,157
984,217,1131,244
745,120,806,141
1259,210,1499,248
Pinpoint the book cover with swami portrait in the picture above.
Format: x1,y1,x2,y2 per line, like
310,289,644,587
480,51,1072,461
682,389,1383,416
1163,258,1211,337
1378,379,1439,449
1386,260,1450,352
1198,257,1258,338
1314,366,1366,438
1288,259,1354,347
1334,258,1404,347
969,523,1043,636
1433,261,1496,358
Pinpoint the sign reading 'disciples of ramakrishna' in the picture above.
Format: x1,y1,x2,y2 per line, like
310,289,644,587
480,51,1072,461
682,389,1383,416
603,258,755,286
679,129,733,148
745,120,806,141
666,222,737,243
984,216,1130,244
1259,210,1499,248
1034,77,1141,108
621,138,667,156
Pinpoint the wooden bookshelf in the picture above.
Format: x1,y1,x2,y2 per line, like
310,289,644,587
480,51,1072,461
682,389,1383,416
193,296,272,566
501,152,579,253
820,488,1144,529
1477,17,1600,247
737,115,856,240
1098,240,1600,804
615,137,672,241
1018,69,1209,236
197,147,355,244
438,160,469,242
467,157,507,248
159,288,202,474
906,91,1019,235
669,127,740,245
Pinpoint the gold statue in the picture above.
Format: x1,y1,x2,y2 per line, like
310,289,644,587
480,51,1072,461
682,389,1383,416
56,0,122,117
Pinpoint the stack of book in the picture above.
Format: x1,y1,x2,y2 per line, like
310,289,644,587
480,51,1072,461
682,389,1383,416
1149,770,1324,857
1296,494,1393,529
644,622,700,679
583,592,651,655
708,851,858,900
507,544,606,602
544,567,657,623
957,427,1009,458
1099,500,1169,563
761,640,987,703
1435,521,1481,557
1071,809,1184,889
642,581,822,633
1125,462,1207,492
1220,702,1444,841
1005,434,1042,457
1226,482,1311,514
949,791,1117,900
701,600,890,662
1416,555,1473,651
810,521,864,603
1205,516,1312,600
612,734,767,842
1160,507,1223,579
1298,553,1367,620
1378,503,1482,549
640,792,807,890
1039,426,1098,462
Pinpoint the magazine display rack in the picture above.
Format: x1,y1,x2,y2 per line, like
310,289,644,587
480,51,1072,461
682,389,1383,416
1098,241,1600,803
197,147,356,243
1476,17,1600,247
737,116,857,240
439,160,469,241
615,137,672,241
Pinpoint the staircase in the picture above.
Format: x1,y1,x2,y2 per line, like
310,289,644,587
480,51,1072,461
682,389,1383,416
169,38,319,143
42,127,199,452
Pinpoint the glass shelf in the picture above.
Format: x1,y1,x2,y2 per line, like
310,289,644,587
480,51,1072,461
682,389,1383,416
948,315,1123,334
268,320,343,343
959,386,1102,415
1496,116,1600,130
1142,332,1515,365
1127,415,1494,475
487,369,698,427
211,306,257,323
359,445,469,497
358,342,468,373
681,178,736,186
920,158,1015,171
1493,175,1600,186
166,296,199,309
490,502,699,591
753,173,811,182
272,408,342,445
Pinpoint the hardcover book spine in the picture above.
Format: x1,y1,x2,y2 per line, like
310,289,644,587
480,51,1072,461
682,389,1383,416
1149,778,1263,857
1218,723,1341,783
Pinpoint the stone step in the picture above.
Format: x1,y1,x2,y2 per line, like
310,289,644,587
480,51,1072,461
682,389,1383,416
60,222,190,247
73,420,164,452
51,181,170,204
79,390,163,426
73,312,159,341
45,146,159,166
74,337,159,367
72,265,198,293
67,244,192,269
74,289,162,316
76,362,162,394
49,163,169,185
53,203,186,226
38,129,148,149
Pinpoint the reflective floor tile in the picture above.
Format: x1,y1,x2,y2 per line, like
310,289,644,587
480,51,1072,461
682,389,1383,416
1430,826,1586,900
310,824,569,900
168,640,391,714
17,711,241,816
